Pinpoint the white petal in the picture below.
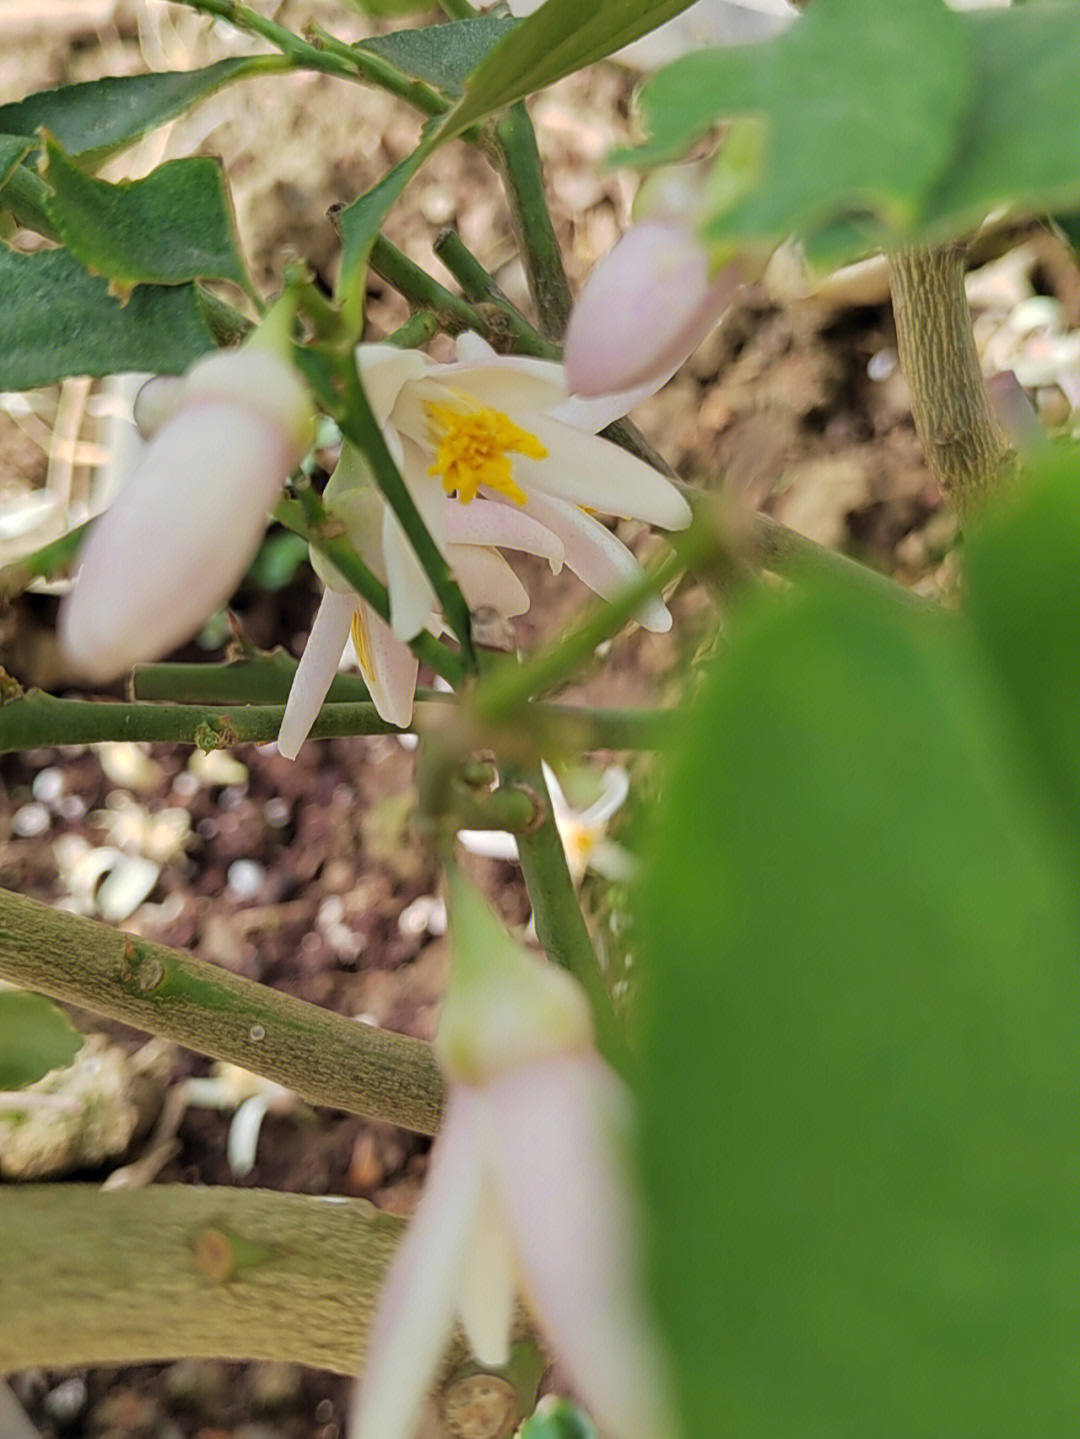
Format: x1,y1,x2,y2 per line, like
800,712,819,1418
390,363,567,446
579,765,631,829
351,1089,485,1439
448,544,530,619
513,417,693,531
383,507,438,642
456,829,521,862
226,1093,270,1178
457,1175,518,1367
356,346,430,428
549,379,667,436
60,399,296,683
452,331,499,363
516,492,673,633
444,498,564,572
356,604,420,729
484,1057,678,1439
277,589,356,760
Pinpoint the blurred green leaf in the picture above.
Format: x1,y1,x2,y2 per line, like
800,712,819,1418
357,17,519,95
43,141,250,295
0,57,279,165
0,991,83,1089
444,0,697,135
640,544,1080,1434
0,248,215,390
245,529,311,592
518,1400,598,1439
0,134,31,188
623,0,969,261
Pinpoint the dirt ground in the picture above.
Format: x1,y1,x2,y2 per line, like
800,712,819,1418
2,3,1077,1436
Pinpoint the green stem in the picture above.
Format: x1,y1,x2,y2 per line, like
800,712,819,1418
308,25,449,116
0,162,59,239
171,0,357,78
488,103,573,340
130,659,681,749
329,351,476,664
385,310,441,348
506,762,635,1084
2,1184,401,1373
0,888,443,1134
370,233,481,334
432,229,560,358
437,0,479,16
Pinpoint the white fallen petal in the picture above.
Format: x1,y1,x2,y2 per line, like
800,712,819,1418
277,588,357,760
226,1092,270,1178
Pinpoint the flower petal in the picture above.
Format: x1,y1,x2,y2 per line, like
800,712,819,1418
512,418,693,531
449,543,530,618
444,497,564,572
354,603,421,729
351,1089,485,1439
457,1173,518,1368
515,492,673,632
277,588,356,760
455,829,521,862
60,399,297,683
356,346,431,428
484,1056,678,1439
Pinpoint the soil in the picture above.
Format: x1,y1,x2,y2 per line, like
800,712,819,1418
1,3,1074,1437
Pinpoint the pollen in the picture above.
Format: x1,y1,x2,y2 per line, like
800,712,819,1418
425,400,547,505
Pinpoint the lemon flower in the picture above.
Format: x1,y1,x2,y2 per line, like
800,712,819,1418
59,336,313,683
350,869,677,1439
277,334,691,752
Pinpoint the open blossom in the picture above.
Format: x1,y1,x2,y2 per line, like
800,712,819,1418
59,341,313,683
459,760,636,885
351,869,677,1439
277,333,691,752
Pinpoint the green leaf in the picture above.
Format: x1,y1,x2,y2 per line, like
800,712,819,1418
357,16,519,96
43,141,249,295
444,0,697,136
624,0,970,259
640,569,1080,1435
918,4,1080,241
963,445,1080,836
0,56,283,166
0,991,83,1089
0,134,31,189
518,1401,598,1439
0,248,216,390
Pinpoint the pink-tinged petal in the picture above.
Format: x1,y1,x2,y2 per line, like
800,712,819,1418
484,1056,678,1439
448,543,530,618
351,1090,485,1439
455,829,521,862
444,498,564,572
132,375,183,438
564,221,744,398
356,604,420,729
356,346,430,428
277,588,356,760
457,1172,518,1368
516,492,674,633
512,417,693,531
548,378,667,436
60,400,296,683
176,348,313,459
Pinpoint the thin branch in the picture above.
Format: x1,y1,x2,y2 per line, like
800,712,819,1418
0,889,443,1135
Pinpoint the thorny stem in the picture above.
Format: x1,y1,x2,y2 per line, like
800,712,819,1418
889,245,1016,514
370,234,482,335
308,24,449,117
488,103,574,340
433,228,558,358
0,889,444,1134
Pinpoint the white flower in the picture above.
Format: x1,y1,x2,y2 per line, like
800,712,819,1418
277,335,691,753
350,870,677,1439
59,342,313,683
459,761,636,885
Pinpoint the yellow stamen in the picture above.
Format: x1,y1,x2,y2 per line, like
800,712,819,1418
350,607,374,686
425,399,547,505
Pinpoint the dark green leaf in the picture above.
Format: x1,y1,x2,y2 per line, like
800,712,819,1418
43,141,249,294
919,4,1080,241
0,56,282,166
640,568,1080,1435
444,0,697,136
0,248,216,390
0,991,83,1089
624,0,970,259
0,134,31,189
357,17,519,96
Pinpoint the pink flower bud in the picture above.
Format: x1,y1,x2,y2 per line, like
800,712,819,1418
60,347,312,683
564,219,745,398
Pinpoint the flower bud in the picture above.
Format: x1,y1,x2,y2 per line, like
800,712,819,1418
60,345,312,683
